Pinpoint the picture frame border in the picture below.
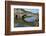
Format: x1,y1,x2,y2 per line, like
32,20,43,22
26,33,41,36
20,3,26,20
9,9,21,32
5,1,45,35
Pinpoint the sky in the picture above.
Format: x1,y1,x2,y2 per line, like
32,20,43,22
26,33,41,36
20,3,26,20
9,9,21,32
24,8,39,13
14,8,39,13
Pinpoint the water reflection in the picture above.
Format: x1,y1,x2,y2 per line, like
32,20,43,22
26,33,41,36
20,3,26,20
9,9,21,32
24,16,35,22
15,23,24,27
15,16,35,27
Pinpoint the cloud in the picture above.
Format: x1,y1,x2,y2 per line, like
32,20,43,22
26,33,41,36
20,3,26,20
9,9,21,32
24,8,39,13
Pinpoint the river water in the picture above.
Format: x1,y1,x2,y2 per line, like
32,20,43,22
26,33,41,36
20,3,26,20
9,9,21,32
15,16,35,27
